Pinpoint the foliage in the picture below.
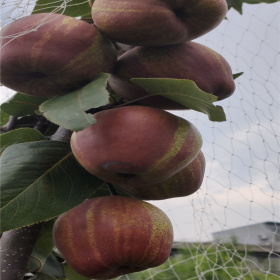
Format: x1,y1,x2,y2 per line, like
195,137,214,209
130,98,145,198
25,243,279,279
121,244,280,280
39,74,111,131
132,78,226,122
0,140,105,232
1,93,47,117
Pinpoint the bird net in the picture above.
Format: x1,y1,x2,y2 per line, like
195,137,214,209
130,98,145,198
0,1,279,279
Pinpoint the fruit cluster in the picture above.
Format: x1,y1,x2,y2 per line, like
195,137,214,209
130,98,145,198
0,0,235,279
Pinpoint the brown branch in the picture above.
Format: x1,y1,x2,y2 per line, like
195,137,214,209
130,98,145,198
49,126,72,142
0,223,44,280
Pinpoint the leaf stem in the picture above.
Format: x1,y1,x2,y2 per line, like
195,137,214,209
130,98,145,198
114,94,159,108
86,103,115,115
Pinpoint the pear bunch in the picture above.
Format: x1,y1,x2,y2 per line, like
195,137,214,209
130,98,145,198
0,1,235,279
74,0,235,200
92,0,235,109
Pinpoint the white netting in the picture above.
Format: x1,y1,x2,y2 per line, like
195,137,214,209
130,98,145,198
1,1,279,279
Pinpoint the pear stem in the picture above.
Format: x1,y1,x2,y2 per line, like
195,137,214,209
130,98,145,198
114,93,159,108
107,183,119,196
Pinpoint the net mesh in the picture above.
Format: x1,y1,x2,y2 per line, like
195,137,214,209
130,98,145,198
0,1,279,279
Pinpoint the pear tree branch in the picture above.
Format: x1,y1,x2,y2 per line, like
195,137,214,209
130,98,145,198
0,223,44,280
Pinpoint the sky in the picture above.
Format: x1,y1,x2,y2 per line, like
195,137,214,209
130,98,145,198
1,2,279,242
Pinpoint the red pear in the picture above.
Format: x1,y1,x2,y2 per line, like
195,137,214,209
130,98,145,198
53,196,174,279
71,106,202,187
0,13,117,97
117,151,206,200
92,0,228,46
109,42,235,109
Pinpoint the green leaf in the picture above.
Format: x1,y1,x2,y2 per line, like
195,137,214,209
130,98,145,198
226,0,279,14
233,72,244,80
0,141,104,232
63,264,91,280
40,74,110,131
132,78,226,122
227,0,244,13
28,220,56,273
0,110,10,126
32,0,91,18
0,93,48,117
41,254,65,278
0,128,46,155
